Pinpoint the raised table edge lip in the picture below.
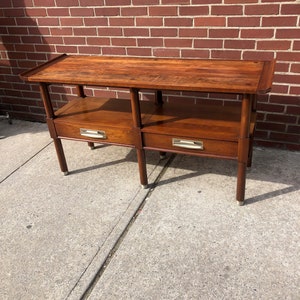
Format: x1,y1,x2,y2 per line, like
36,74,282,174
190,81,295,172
20,54,276,95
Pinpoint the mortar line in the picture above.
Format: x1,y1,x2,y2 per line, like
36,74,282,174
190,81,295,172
79,154,176,300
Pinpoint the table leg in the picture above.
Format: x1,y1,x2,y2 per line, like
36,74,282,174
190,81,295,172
130,88,148,188
53,138,69,175
236,94,252,205
40,83,69,175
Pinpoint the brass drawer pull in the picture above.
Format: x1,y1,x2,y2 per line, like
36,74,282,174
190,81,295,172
172,138,204,150
80,128,107,139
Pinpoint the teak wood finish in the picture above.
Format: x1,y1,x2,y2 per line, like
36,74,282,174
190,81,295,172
21,55,275,205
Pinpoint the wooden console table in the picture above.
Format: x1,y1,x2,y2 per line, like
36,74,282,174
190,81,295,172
21,55,275,205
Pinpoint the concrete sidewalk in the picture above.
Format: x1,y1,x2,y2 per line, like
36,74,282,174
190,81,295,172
0,120,299,300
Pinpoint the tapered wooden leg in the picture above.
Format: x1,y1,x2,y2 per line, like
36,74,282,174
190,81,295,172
236,94,252,205
88,142,95,149
236,162,246,205
53,138,69,175
130,88,148,188
136,148,148,188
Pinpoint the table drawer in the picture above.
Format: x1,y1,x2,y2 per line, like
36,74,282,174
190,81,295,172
143,133,238,159
55,122,135,145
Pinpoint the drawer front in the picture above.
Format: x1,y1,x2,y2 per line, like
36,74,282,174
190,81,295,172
55,123,135,145
143,133,238,159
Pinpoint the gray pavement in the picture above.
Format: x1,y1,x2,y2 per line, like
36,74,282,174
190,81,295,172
0,119,299,300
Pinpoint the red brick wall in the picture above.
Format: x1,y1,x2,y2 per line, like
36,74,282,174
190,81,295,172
0,0,299,150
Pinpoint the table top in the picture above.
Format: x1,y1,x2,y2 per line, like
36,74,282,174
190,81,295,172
21,54,275,94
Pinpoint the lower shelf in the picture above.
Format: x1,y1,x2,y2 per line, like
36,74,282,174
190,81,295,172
50,96,255,160
52,97,154,146
142,102,256,159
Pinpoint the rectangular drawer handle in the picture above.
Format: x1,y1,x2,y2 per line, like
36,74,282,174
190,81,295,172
80,128,107,139
172,138,204,150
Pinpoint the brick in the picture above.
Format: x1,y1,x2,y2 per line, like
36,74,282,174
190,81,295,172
60,17,84,26
256,121,286,132
70,7,94,16
165,38,192,48
164,18,193,27
64,37,86,45
270,132,300,144
149,6,177,16
162,0,189,3
56,0,79,6
274,74,300,85
257,103,285,113
271,84,289,94
121,7,148,16
224,40,256,49
137,38,163,47
79,0,104,5
245,4,279,15
51,27,73,36
21,35,43,44
281,4,300,15
225,0,256,2
78,46,101,54
47,8,70,16
179,6,209,16
211,50,242,60
240,29,274,39
193,0,221,3
73,27,97,36
276,29,300,39
180,49,209,58
109,17,134,26
276,62,289,73
195,17,226,27
266,114,297,124
151,28,178,37
136,17,163,27
132,0,158,4
105,0,131,5
55,45,78,53
33,0,56,6
95,7,120,16
84,17,108,26
293,41,300,51
211,5,243,15
194,39,223,49
290,87,300,95
98,27,122,36
262,16,297,27
287,125,300,134
276,52,300,62
127,47,152,56
228,17,260,27
243,51,275,61
86,37,110,45
0,17,16,26
209,29,239,38
153,48,180,57
257,41,291,51
123,28,149,37
26,8,47,17
102,47,126,55
111,38,136,46
7,26,28,35
37,17,60,26
3,8,26,17
286,105,300,116
179,28,207,38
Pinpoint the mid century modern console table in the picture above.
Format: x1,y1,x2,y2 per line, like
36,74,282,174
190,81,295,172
21,55,275,205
